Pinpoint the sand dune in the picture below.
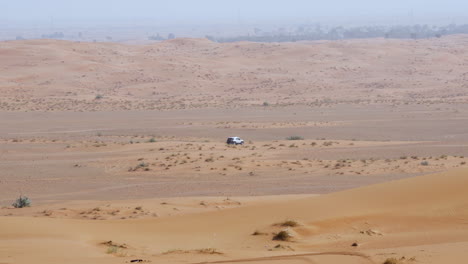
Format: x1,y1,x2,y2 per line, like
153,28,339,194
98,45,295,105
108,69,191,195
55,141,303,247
1,168,467,264
2,35,468,264
1,36,468,111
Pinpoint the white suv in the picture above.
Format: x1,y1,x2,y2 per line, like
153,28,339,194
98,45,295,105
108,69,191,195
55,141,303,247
226,137,244,145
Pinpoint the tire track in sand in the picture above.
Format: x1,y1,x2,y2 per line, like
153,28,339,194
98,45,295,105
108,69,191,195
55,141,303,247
193,251,375,264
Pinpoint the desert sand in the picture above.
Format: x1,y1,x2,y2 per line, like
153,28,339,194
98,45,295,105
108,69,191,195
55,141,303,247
1,36,468,264
1,169,467,264
1,36,468,111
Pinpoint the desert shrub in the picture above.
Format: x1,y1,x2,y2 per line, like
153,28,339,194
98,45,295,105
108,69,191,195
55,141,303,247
197,248,223,255
263,101,270,106
273,231,292,241
12,196,31,208
251,230,267,236
286,136,304,140
278,220,299,227
420,161,429,166
95,94,104,100
106,246,118,254
138,162,148,168
148,137,156,143
129,162,149,172
383,258,399,264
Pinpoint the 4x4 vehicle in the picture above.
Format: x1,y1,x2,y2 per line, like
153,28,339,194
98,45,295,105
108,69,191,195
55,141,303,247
226,137,244,145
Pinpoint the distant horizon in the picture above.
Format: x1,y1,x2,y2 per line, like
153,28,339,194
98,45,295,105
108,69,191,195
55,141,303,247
2,0,468,26
2,1,468,42
2,15,468,32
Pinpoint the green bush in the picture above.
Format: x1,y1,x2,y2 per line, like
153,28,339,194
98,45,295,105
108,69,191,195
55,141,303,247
12,196,31,208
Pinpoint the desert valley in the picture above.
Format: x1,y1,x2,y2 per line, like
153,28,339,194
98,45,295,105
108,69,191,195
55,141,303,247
1,35,468,264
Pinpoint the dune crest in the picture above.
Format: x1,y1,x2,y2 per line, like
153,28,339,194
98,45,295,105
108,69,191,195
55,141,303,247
1,169,467,264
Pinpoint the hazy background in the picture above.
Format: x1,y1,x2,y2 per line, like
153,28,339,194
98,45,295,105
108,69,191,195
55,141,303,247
2,0,468,23
1,0,468,41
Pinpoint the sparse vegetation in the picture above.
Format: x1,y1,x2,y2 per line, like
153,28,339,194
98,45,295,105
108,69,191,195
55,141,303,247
138,162,148,168
95,94,104,100
102,240,127,256
383,258,400,264
420,161,429,166
162,248,222,255
251,230,268,236
286,136,304,141
12,196,31,208
106,246,119,254
212,24,468,43
148,33,165,41
277,220,299,227
129,162,149,172
197,248,222,255
273,231,292,241
41,32,64,39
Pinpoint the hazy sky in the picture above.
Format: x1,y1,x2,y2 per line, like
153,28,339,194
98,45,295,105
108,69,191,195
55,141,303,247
2,0,468,24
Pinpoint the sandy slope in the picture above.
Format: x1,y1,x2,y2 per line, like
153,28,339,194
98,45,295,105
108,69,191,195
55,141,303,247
1,36,468,111
1,168,467,264
2,36,468,264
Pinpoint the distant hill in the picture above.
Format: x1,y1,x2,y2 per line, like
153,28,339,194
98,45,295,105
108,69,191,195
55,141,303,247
0,36,467,111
